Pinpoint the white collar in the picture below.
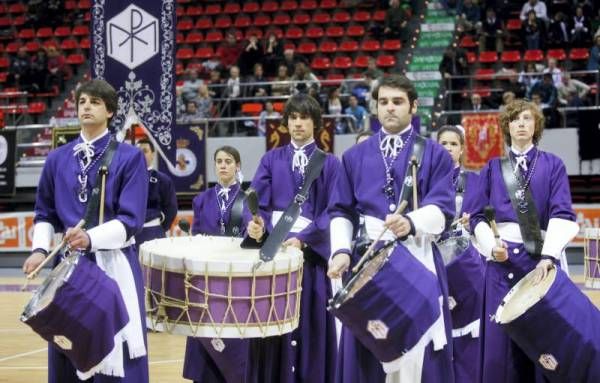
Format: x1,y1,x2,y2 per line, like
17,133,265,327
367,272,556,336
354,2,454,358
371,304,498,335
510,144,534,156
381,124,412,137
79,129,109,145
291,139,315,150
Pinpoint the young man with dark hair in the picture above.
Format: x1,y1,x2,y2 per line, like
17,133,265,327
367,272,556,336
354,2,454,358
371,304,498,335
23,79,150,382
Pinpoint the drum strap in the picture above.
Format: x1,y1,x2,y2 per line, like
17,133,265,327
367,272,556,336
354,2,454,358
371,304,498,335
500,157,543,257
258,148,327,262
398,135,426,211
225,190,246,236
83,138,118,230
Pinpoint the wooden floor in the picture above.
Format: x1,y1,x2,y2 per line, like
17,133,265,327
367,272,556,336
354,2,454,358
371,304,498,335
0,275,598,383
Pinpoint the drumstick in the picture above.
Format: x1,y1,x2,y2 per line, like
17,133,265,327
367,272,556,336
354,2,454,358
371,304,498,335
245,188,260,223
99,166,108,225
410,156,418,210
352,200,408,273
484,206,502,247
22,219,86,290
178,219,192,238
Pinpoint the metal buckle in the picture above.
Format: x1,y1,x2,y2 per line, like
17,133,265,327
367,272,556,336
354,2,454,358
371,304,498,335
294,193,307,205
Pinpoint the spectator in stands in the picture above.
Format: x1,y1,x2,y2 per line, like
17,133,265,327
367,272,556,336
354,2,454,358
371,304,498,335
557,72,591,105
522,10,546,50
180,100,205,123
456,0,481,34
479,8,504,52
224,65,242,117
345,95,368,132
542,58,562,87
291,61,320,95
466,92,487,111
193,84,213,119
529,73,558,107
519,0,548,23
30,48,48,92
588,34,600,71
181,69,204,103
263,32,284,77
519,62,542,95
325,87,345,134
280,48,300,76
239,35,262,76
440,47,469,91
46,46,67,92
176,86,185,116
271,64,292,97
504,72,527,98
207,69,224,99
591,8,600,36
499,91,516,111
217,31,243,70
547,12,570,49
257,101,281,136
383,0,409,42
571,6,592,47
8,47,32,90
363,57,384,80
245,63,270,97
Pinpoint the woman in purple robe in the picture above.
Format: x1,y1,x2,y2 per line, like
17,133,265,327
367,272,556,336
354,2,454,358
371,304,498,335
470,99,579,383
436,125,485,382
328,74,455,383
245,94,339,383
23,79,149,382
183,145,251,383
134,138,178,246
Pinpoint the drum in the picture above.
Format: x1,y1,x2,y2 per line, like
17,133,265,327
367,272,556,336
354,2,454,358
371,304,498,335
140,236,303,338
584,228,600,289
495,267,600,382
328,243,442,365
21,254,129,374
436,235,470,266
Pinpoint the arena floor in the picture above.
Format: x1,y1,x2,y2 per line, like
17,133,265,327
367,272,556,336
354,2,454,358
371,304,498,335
0,267,598,383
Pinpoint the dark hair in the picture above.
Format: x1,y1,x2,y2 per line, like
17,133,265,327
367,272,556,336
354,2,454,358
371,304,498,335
355,130,373,143
214,145,241,164
437,125,465,146
75,79,118,117
136,138,154,152
281,94,322,131
371,74,418,107
499,99,544,146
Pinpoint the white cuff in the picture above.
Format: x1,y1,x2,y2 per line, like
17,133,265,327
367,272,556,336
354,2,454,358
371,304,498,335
330,217,353,257
87,220,127,251
541,218,579,260
474,222,496,261
406,205,446,235
32,222,55,252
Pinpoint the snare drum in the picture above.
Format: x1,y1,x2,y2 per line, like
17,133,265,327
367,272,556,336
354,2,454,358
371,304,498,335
495,267,600,382
21,254,129,374
584,228,600,289
328,243,443,367
140,235,303,338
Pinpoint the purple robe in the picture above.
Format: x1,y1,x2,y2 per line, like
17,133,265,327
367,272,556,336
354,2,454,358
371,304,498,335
34,133,149,382
442,168,484,383
469,148,576,383
241,142,340,383
183,183,252,383
134,169,177,246
328,130,456,383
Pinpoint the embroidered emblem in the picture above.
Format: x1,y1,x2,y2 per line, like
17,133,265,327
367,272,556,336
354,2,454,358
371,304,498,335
404,175,413,187
211,338,226,352
539,354,558,371
54,335,73,350
448,296,457,310
367,320,389,340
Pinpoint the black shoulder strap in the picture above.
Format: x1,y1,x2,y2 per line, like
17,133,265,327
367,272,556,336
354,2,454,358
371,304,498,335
456,170,467,194
225,189,246,237
500,157,543,257
83,138,118,230
398,135,426,209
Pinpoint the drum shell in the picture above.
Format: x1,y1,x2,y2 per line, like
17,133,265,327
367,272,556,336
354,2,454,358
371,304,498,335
446,244,484,329
499,268,600,382
22,256,129,373
330,245,441,363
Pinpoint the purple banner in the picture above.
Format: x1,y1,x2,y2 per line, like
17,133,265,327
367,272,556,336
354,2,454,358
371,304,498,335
91,0,177,168
158,124,206,196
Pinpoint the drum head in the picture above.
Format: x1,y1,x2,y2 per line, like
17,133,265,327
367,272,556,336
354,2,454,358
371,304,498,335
496,267,557,324
21,255,78,321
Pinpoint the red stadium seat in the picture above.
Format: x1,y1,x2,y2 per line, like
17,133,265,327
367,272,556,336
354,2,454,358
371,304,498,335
326,73,344,86
293,13,311,25
353,11,371,23
79,37,90,49
319,41,337,53
28,102,47,115
195,46,215,59
326,26,344,38
8,3,26,13
353,55,370,68
569,48,590,61
546,49,566,61
300,0,318,11
506,19,521,31
186,6,202,16
383,39,401,51
313,12,331,24
176,19,193,31
339,40,359,53
333,56,352,70
234,15,251,28
265,28,283,39
205,31,223,43
473,87,492,98
5,42,21,53
176,33,184,44
223,3,240,14
18,28,34,39
501,50,521,63
347,25,365,37
185,32,203,44
376,55,396,68
459,35,477,49
284,42,296,51
25,41,40,52
66,53,85,65
176,48,194,60
361,39,381,52
242,2,260,13
474,68,495,81
253,15,271,27
306,26,325,39
285,27,304,40
466,51,476,64
281,1,298,11
332,11,351,23
478,51,498,63
523,49,544,62
36,27,53,39
245,28,263,39
195,18,212,30
204,4,222,15
60,38,79,51
319,0,337,9
261,1,279,12
214,16,232,29
72,25,89,36
373,10,386,22
311,57,331,70
0,57,9,68
242,103,263,116
297,42,317,54
273,13,291,26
